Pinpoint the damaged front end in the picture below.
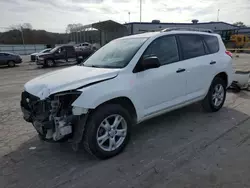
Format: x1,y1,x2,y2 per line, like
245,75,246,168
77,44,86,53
20,91,88,144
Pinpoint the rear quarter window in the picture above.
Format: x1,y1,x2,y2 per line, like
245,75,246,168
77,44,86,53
202,35,219,54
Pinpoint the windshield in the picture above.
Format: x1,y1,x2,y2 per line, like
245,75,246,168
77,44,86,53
83,38,147,68
50,46,60,53
40,49,51,53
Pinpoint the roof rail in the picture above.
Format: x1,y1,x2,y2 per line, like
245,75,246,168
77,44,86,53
161,27,214,33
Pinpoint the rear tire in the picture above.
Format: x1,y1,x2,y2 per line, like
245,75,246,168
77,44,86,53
82,104,132,159
8,61,15,67
202,77,227,112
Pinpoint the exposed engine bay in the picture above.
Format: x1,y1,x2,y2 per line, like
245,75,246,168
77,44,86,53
21,91,84,142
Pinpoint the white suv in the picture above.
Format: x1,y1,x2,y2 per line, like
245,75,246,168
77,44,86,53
21,29,233,159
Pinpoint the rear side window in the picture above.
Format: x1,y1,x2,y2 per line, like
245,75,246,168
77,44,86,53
65,46,74,53
203,35,219,54
143,35,179,65
179,35,205,60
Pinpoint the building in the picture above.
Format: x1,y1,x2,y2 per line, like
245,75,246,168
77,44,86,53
124,20,250,41
238,27,250,36
79,20,250,46
124,20,239,35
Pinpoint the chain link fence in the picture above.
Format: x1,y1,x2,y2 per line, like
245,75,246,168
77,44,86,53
0,44,46,55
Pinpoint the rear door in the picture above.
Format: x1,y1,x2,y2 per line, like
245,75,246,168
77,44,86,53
202,34,221,82
178,34,213,100
65,46,76,60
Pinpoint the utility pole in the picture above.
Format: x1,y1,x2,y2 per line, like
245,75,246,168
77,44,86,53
217,9,220,21
20,27,26,55
20,27,25,45
140,0,142,22
128,12,131,23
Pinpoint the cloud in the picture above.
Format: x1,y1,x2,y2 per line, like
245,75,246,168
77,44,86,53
0,0,249,32
71,0,104,3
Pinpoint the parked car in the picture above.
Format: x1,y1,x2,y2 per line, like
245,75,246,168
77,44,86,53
75,42,100,51
21,28,233,159
75,42,92,50
30,48,51,62
36,45,94,67
0,52,22,67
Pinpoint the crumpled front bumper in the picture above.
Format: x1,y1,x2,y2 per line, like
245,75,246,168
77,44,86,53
20,91,89,147
20,91,33,122
20,91,52,135
21,106,32,123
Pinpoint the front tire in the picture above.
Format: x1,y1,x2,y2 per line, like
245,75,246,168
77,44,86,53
202,77,227,112
45,59,55,67
82,104,132,159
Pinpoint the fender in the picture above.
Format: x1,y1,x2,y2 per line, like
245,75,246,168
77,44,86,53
71,76,143,121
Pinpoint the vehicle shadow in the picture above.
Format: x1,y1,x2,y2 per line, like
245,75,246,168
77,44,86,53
0,65,20,69
1,104,249,188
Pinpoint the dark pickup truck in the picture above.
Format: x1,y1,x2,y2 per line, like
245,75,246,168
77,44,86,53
36,45,94,67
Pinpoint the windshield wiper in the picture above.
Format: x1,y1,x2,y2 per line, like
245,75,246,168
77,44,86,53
83,64,121,69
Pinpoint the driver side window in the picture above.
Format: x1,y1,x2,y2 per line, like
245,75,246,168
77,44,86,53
143,35,179,65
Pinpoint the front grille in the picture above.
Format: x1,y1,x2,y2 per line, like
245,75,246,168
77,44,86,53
31,55,36,61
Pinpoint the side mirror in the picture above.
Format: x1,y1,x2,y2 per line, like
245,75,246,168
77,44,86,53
141,56,161,70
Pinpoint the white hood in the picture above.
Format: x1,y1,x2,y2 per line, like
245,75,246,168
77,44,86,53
24,66,119,99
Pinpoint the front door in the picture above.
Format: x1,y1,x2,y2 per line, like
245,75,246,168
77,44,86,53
55,47,66,62
133,35,187,117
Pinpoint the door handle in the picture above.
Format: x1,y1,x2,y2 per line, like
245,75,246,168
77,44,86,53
176,68,186,73
210,61,216,65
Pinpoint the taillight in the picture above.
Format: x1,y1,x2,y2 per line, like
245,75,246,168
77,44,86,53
225,51,233,58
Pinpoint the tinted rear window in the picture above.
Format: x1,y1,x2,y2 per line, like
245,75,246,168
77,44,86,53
179,35,205,60
203,35,219,54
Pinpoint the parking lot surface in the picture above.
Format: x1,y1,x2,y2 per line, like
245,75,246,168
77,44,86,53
1,55,250,188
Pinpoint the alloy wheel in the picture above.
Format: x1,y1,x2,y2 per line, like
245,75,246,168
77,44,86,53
96,114,127,152
212,84,225,107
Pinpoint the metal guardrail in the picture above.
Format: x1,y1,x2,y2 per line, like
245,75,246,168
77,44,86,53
0,44,46,55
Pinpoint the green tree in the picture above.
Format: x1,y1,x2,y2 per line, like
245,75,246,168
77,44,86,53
233,21,246,27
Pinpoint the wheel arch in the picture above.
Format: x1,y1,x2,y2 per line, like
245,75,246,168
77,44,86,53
215,72,228,86
93,96,138,124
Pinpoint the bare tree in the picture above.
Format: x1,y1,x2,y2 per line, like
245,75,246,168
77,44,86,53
9,23,33,31
66,24,74,33
22,23,32,30
66,23,84,43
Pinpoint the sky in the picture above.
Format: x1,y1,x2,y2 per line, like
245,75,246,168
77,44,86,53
0,0,250,33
